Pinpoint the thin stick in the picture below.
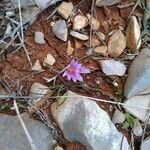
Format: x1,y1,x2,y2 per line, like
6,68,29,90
13,100,36,150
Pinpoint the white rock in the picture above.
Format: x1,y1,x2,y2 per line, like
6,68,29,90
100,59,126,76
108,30,126,57
58,2,73,19
87,14,100,31
70,31,89,40
31,60,43,71
51,91,129,150
123,95,150,122
112,109,125,124
52,20,68,41
35,31,45,44
141,137,150,150
73,15,88,30
29,82,52,108
43,54,56,66
97,32,105,41
126,16,141,53
5,11,15,17
54,146,64,150
133,124,143,137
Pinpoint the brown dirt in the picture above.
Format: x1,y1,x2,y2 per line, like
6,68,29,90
0,0,143,149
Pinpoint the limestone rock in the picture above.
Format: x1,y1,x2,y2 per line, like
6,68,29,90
51,91,129,150
133,124,143,137
141,137,150,150
94,46,108,56
95,0,121,7
112,109,125,124
124,48,150,98
54,146,64,150
0,113,54,150
67,40,74,55
43,53,56,66
70,31,89,40
100,59,126,76
97,32,105,41
126,16,141,53
108,30,126,57
35,31,45,44
58,2,73,19
31,60,43,71
87,14,100,31
123,95,150,122
73,15,88,31
29,82,52,108
52,20,68,41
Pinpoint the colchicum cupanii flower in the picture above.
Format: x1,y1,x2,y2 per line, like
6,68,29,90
63,59,90,82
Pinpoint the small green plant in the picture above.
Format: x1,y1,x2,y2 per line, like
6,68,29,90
0,103,9,111
122,113,139,130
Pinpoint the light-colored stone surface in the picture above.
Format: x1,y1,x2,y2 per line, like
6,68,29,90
73,15,88,31
112,109,125,124
35,31,45,44
108,30,126,57
100,59,126,76
84,36,100,47
126,16,141,53
58,2,73,19
141,137,150,150
51,91,129,150
133,124,143,137
31,60,43,71
29,82,52,108
123,95,150,122
0,113,54,150
70,31,89,40
87,14,100,31
95,0,121,7
52,20,68,41
43,53,56,66
124,48,150,98
94,46,108,56
54,146,64,150
97,32,105,41
67,40,74,55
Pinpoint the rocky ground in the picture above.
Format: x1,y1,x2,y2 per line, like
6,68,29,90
0,0,150,150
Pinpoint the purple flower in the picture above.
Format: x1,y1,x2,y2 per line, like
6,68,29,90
63,59,91,82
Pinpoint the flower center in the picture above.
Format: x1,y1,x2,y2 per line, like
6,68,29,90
67,66,75,74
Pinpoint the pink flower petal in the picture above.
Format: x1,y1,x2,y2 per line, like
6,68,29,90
79,67,91,74
62,70,68,77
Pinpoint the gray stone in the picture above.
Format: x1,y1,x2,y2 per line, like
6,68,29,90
95,0,121,7
0,113,54,150
100,59,126,76
112,109,125,124
35,31,45,44
51,91,129,150
141,137,150,150
133,124,143,137
123,95,150,122
52,20,68,41
11,0,35,8
124,48,150,98
70,31,89,40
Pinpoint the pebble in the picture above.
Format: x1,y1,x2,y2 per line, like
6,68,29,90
34,31,45,44
108,30,126,57
29,82,52,109
58,2,73,19
141,137,150,150
87,14,100,31
123,94,150,122
94,46,108,56
97,32,105,41
112,109,125,124
70,31,89,40
52,20,68,41
84,36,100,47
126,16,141,53
31,60,43,71
133,124,143,137
67,40,74,55
73,15,88,30
74,39,83,49
5,11,15,17
43,53,56,66
100,59,126,76
54,146,64,150
95,0,121,7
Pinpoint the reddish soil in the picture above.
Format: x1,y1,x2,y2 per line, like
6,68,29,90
0,0,143,149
